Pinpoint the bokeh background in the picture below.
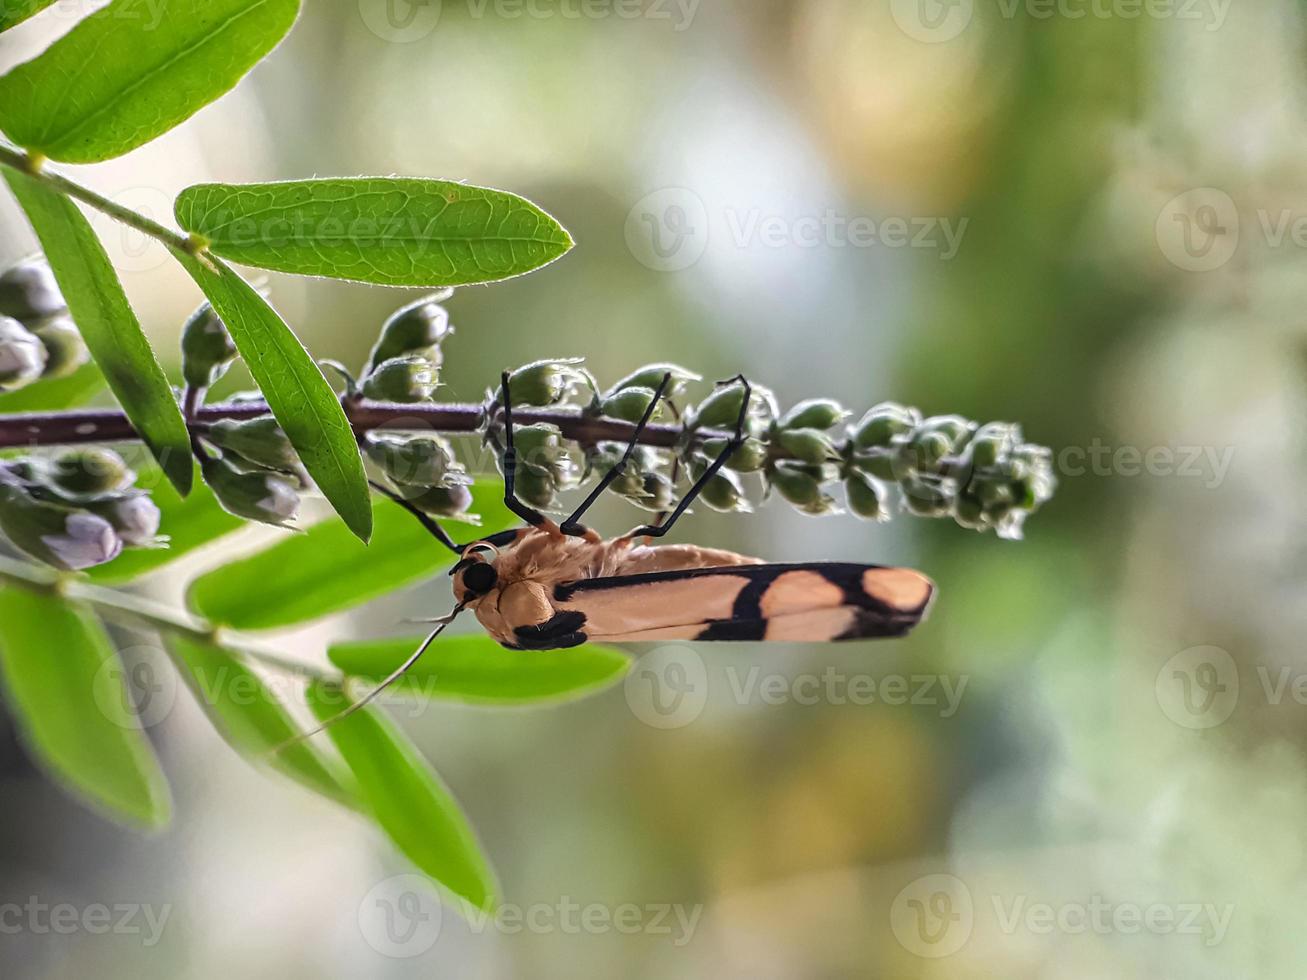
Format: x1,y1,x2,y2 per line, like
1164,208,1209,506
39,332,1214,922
0,0,1300,976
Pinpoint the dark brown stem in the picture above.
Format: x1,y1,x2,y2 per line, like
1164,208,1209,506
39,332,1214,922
0,399,722,453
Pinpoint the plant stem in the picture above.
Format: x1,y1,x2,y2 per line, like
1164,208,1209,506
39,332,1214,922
0,554,331,680
0,398,726,453
0,144,201,256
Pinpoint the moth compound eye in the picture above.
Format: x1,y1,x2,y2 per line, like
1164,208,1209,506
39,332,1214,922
461,561,498,596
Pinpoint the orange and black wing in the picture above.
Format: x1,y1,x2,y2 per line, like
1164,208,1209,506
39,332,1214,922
529,562,934,646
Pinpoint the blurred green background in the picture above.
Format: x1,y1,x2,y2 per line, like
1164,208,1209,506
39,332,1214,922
1,0,1298,976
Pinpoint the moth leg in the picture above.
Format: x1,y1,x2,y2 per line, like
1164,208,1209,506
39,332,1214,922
625,374,751,541
498,370,548,528
560,372,673,538
368,480,461,554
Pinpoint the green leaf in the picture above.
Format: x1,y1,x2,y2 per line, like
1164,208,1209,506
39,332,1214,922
330,635,630,705
0,361,104,412
174,178,573,286
172,252,371,541
306,679,496,912
0,0,301,162
0,587,171,828
188,483,511,631
84,463,244,585
4,171,193,495
0,0,58,33
165,634,355,808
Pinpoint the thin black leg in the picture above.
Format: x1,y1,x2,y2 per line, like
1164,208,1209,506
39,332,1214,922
499,370,547,527
627,374,751,540
561,373,672,536
368,480,462,554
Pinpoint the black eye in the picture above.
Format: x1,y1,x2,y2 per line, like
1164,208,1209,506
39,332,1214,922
462,561,498,595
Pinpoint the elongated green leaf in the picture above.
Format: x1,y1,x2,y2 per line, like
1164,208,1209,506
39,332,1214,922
165,635,355,808
188,484,511,631
4,172,193,495
172,252,371,541
0,0,58,33
0,0,301,162
175,178,573,286
85,464,244,585
0,587,171,828
330,635,630,705
306,679,496,912
0,362,103,412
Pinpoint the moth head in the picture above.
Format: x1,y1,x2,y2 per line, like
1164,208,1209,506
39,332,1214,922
450,543,500,603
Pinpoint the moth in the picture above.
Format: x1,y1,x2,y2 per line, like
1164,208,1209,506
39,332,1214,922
295,371,934,740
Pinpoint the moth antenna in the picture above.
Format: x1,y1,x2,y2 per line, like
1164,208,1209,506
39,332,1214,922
368,480,461,554
269,604,465,755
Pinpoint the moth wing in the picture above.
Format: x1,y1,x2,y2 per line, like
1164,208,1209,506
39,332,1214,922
551,562,934,643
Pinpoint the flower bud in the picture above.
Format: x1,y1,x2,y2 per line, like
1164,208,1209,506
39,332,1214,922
851,402,920,449
181,303,239,390
900,477,953,518
512,467,558,510
599,386,659,424
361,355,438,403
0,258,65,321
512,423,575,484
367,297,453,372
507,359,587,407
702,436,769,473
617,470,676,512
88,492,163,547
605,363,700,398
967,422,1017,469
28,314,89,379
770,462,837,515
906,429,953,471
918,414,974,446
776,428,839,465
365,433,461,487
699,469,749,513
0,316,47,390
693,382,752,430
953,492,988,530
206,416,301,474
780,398,848,432
201,456,299,527
852,446,900,482
0,484,122,570
48,447,135,498
845,471,888,522
397,482,474,518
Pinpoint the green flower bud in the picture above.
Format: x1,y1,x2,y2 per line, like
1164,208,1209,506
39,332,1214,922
907,429,953,471
28,314,89,379
48,447,135,498
367,296,452,372
845,471,889,521
702,436,769,473
605,363,700,398
901,477,953,518
361,355,438,403
512,423,572,478
918,414,974,446
968,422,1018,469
972,474,1015,510
852,446,901,482
201,456,300,527
0,258,65,322
0,482,122,570
620,471,676,513
851,402,920,449
953,492,988,530
776,427,839,465
693,382,751,429
0,316,47,390
181,303,239,390
206,415,301,474
699,469,749,513
599,386,659,424
507,359,587,407
780,398,848,432
512,467,558,510
364,433,461,487
770,461,837,514
396,482,474,518
88,492,162,547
